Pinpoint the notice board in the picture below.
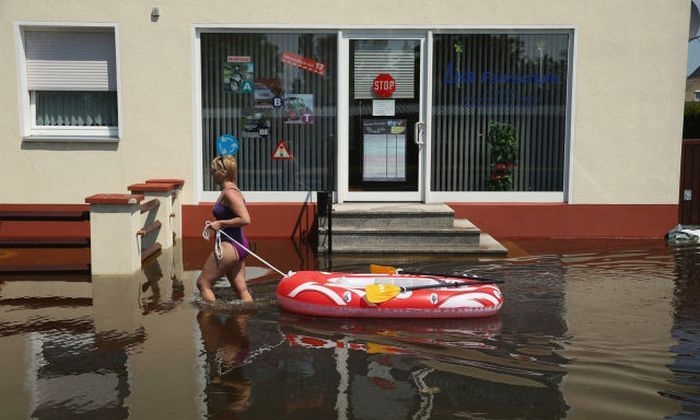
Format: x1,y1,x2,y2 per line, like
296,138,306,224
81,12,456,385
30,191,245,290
362,119,407,182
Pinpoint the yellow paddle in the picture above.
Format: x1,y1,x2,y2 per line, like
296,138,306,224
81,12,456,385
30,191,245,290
369,264,503,284
365,281,465,304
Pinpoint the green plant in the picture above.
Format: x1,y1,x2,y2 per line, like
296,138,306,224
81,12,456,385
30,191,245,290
685,101,700,117
485,122,518,191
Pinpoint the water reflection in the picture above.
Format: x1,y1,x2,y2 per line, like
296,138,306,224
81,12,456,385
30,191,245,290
2,239,700,419
198,308,253,417
669,245,700,417
277,313,567,420
26,329,133,419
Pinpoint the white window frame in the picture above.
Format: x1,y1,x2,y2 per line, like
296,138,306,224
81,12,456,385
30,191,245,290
16,22,121,142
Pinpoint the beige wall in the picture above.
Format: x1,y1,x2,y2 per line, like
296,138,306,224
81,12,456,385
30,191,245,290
0,0,690,205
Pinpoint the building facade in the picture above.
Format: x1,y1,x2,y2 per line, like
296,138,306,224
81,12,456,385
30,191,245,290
0,0,689,239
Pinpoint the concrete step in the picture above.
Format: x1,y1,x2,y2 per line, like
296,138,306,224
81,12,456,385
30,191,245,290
0,264,91,275
323,219,510,255
318,202,508,256
330,233,508,255
329,219,481,249
331,203,455,228
0,236,90,248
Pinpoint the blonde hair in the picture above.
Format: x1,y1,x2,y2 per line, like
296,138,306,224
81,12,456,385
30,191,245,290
212,155,237,182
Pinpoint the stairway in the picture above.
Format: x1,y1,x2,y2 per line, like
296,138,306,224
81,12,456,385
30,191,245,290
318,203,508,255
0,206,91,275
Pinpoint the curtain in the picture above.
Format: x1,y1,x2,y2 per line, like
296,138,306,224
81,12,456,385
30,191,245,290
35,91,118,127
431,33,570,192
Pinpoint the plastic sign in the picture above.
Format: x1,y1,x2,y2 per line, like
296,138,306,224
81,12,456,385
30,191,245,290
373,73,396,97
216,134,239,156
281,51,326,75
272,139,293,160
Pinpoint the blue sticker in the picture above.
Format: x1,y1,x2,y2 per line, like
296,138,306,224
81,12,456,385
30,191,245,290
216,134,239,156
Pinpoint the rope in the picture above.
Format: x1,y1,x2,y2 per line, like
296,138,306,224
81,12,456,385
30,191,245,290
203,221,288,278
201,222,223,260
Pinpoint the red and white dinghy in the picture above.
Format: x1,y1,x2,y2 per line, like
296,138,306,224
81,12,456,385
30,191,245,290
275,271,503,319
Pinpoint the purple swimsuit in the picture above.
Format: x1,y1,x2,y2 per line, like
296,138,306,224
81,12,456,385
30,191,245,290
213,202,249,260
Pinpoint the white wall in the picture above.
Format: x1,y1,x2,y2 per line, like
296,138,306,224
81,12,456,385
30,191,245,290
0,0,689,205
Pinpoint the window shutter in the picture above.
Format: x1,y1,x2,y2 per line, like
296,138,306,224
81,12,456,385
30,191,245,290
25,30,116,91
353,50,415,99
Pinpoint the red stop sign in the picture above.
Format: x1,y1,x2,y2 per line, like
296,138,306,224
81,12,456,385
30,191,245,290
372,73,396,97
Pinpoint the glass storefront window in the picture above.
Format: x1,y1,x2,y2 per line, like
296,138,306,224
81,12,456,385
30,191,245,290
200,32,337,191
431,33,570,192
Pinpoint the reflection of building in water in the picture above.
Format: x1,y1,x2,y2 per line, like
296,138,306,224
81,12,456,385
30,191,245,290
560,244,680,419
139,245,185,315
258,312,569,420
0,274,142,419
23,245,178,418
27,330,137,419
669,245,700,416
350,356,414,420
0,241,199,419
242,327,338,418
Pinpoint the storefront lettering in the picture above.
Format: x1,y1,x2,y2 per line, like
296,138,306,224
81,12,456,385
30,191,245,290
442,61,561,108
464,91,537,107
443,62,476,85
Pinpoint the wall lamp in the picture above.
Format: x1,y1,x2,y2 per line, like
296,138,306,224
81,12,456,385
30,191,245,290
150,7,160,22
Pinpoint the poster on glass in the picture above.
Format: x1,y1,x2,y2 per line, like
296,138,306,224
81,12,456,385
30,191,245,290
362,119,407,182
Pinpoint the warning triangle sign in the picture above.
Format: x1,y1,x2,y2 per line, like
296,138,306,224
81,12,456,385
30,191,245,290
271,139,293,160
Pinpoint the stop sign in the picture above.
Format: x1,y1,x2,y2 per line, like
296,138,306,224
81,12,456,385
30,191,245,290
373,73,396,97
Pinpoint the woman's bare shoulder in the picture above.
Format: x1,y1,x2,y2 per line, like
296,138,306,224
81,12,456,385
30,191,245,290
223,187,246,204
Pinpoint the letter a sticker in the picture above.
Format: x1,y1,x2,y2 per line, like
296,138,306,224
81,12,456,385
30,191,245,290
272,139,293,160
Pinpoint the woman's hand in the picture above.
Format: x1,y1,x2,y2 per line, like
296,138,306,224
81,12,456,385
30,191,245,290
208,220,222,231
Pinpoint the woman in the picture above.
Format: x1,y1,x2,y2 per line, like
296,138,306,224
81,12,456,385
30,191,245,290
197,155,253,303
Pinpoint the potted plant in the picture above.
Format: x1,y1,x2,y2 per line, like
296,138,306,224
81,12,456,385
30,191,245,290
485,122,518,191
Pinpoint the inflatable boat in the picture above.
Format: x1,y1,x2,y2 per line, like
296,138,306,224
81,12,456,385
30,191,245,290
275,270,503,319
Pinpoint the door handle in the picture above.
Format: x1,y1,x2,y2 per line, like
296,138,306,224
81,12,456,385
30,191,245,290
414,122,425,145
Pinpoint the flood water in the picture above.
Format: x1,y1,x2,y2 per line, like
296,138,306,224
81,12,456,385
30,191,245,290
2,238,700,419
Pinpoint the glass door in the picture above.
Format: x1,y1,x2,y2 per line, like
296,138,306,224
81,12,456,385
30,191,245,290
341,34,426,201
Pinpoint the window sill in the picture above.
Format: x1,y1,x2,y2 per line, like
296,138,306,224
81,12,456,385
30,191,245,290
23,135,119,143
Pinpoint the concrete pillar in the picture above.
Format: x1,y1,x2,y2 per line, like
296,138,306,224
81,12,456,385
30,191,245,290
145,178,185,242
128,183,176,249
85,193,144,276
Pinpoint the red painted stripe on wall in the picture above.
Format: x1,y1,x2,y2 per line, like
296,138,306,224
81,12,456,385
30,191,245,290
448,203,678,239
183,202,317,239
1,202,678,240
